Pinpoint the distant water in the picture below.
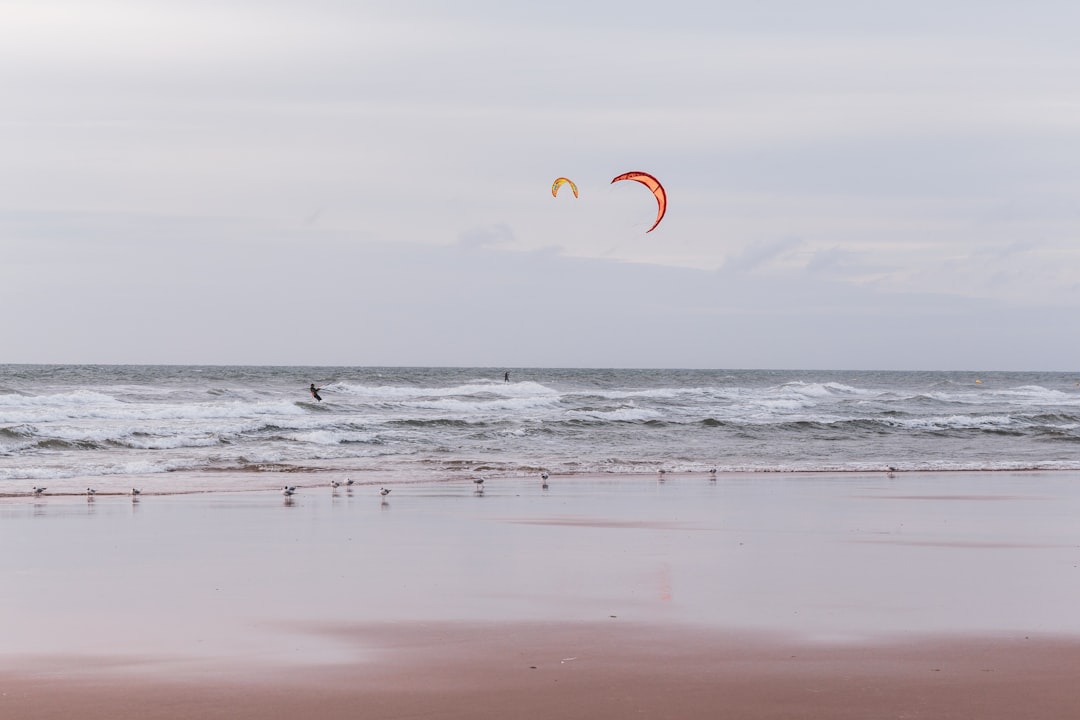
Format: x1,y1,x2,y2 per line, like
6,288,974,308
3,365,1080,491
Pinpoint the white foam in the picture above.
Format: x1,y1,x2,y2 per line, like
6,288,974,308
332,380,560,401
284,430,379,445
0,396,306,425
399,395,560,415
566,407,662,422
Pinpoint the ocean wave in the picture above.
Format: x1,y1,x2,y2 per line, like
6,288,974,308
881,413,1080,434
565,407,663,422
0,389,121,411
282,430,380,446
778,381,878,398
0,396,306,424
922,385,1080,407
993,385,1080,404
0,424,34,441
0,457,197,483
398,396,559,414
388,418,475,428
330,380,560,401
570,388,685,401
34,438,107,451
116,435,225,450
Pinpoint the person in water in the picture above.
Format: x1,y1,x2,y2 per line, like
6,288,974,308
309,383,323,401
504,371,510,383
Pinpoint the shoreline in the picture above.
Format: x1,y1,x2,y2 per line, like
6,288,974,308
3,466,1078,500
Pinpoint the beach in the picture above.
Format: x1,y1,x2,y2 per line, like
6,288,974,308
2,470,1079,718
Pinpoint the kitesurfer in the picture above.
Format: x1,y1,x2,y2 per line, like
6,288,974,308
309,383,323,401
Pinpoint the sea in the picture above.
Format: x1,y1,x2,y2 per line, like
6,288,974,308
3,365,1080,492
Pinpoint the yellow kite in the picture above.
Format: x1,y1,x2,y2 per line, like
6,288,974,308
551,177,579,199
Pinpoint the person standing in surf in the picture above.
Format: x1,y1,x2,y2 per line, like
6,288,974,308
504,371,510,383
309,383,323,401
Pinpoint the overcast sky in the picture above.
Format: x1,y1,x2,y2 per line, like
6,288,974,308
3,1,1079,369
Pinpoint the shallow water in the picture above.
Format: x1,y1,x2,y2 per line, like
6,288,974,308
1,471,1077,670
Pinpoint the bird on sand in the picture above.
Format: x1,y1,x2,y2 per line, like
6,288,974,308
380,487,391,497
130,488,141,497
86,488,97,496
281,486,296,497
541,472,549,489
32,486,46,496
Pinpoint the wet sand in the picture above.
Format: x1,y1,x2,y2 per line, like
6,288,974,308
5,625,1080,720
2,471,1079,718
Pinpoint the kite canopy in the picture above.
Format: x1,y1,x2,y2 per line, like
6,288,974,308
611,171,666,233
551,177,579,198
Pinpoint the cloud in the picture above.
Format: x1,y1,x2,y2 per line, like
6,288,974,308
721,237,803,273
1,210,1075,369
457,223,516,249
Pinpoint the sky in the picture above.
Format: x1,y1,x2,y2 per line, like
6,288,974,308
2,1,1080,370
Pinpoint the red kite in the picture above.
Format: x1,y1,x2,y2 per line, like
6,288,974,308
611,171,666,233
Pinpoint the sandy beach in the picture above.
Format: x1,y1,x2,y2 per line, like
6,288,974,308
2,471,1079,718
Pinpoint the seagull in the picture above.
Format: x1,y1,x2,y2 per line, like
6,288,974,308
86,488,97,496
541,472,549,489
32,486,46,496
657,469,667,481
330,480,341,489
345,478,355,486
281,486,296,497
130,488,141,496
380,487,391,497
473,477,485,487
